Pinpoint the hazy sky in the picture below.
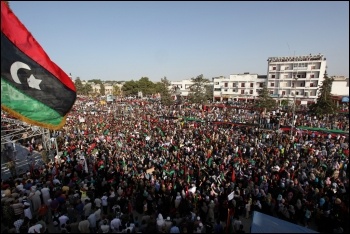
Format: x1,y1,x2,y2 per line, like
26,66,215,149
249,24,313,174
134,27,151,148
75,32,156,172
9,1,349,82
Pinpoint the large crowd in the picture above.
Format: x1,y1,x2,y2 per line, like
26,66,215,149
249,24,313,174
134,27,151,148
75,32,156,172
1,97,349,233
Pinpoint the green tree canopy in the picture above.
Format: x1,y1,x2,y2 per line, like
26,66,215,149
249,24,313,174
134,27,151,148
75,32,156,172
188,74,211,104
138,77,155,95
256,84,277,111
205,85,213,102
122,80,139,96
83,83,93,96
74,77,84,95
88,79,102,84
157,76,173,106
99,83,105,96
309,72,338,116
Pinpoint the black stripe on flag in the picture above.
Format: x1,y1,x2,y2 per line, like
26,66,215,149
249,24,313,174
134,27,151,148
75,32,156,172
1,32,76,117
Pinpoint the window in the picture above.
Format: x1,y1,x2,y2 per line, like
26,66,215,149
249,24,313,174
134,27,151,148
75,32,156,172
310,74,314,78
310,83,314,87
271,75,275,78
241,90,245,94
250,90,253,94
272,67,276,70
270,83,275,87
312,66,316,69
270,91,273,94
282,91,286,95
232,83,237,87
296,92,299,95
215,82,219,85
241,83,245,87
260,83,264,87
250,83,254,87
284,75,288,78
224,89,228,92
285,66,289,70
224,83,228,87
214,88,221,91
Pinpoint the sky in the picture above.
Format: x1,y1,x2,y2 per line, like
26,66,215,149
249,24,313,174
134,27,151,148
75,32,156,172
9,1,349,82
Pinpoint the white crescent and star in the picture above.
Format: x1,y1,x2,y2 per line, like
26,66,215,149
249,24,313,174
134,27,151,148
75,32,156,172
27,74,42,90
10,61,42,90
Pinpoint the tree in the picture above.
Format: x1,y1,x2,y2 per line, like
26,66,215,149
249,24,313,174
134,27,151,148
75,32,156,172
157,76,173,106
280,99,291,111
256,84,277,112
138,77,155,95
205,84,214,102
122,80,139,96
188,74,210,104
74,77,84,95
83,83,93,96
309,72,338,116
100,83,105,96
88,79,102,84
113,85,122,97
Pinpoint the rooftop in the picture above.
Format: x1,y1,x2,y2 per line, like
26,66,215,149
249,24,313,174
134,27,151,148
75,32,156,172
267,54,325,62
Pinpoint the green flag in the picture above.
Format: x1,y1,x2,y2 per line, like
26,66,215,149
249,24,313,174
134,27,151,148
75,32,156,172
207,157,213,167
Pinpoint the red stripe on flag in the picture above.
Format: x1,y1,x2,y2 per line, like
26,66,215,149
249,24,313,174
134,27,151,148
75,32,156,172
1,2,75,92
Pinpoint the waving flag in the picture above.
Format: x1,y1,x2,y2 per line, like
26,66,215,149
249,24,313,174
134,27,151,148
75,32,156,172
1,2,76,130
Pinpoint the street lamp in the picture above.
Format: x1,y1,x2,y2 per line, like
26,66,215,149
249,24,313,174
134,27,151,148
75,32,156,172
290,77,298,139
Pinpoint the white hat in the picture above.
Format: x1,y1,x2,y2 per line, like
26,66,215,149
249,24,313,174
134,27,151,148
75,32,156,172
167,217,171,221
24,202,30,206
197,216,200,220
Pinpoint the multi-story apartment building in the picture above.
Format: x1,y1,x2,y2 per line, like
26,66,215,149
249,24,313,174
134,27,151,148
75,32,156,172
267,54,327,104
212,73,267,102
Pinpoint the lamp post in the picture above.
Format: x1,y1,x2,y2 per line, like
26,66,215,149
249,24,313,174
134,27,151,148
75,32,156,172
245,92,248,103
290,77,298,139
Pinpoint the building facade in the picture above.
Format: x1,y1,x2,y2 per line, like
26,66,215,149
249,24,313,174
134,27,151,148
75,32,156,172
169,79,194,98
212,73,267,102
331,76,349,96
267,54,327,104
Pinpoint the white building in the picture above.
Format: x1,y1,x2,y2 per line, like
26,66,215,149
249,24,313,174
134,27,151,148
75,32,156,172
169,79,194,98
331,76,349,96
212,73,267,102
170,79,214,99
267,54,327,104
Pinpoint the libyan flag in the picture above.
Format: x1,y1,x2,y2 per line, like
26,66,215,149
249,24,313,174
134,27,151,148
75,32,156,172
1,2,76,130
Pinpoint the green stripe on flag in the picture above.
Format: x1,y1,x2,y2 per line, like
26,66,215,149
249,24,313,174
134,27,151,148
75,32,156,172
1,78,64,126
